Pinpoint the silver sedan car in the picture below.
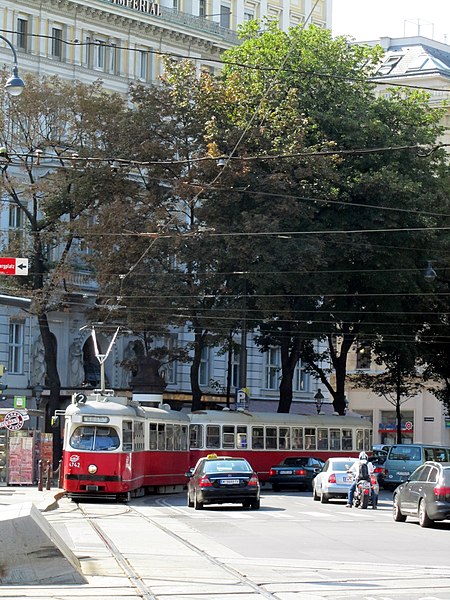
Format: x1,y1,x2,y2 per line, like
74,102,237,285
312,457,357,503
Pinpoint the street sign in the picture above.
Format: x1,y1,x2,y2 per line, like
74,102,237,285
0,410,29,431
14,396,26,409
0,257,29,276
235,387,250,410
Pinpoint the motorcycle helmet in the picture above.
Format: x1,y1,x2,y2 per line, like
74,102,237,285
358,452,368,461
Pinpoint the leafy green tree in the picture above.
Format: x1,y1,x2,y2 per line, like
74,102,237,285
207,22,449,414
352,342,422,443
0,72,132,460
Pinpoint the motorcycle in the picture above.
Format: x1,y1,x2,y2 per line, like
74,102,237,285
352,474,378,509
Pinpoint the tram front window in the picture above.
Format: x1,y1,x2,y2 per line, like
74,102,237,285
70,426,120,451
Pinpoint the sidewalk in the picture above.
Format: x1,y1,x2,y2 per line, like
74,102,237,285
0,486,140,599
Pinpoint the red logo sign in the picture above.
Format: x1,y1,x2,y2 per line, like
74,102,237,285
2,410,25,431
0,257,29,276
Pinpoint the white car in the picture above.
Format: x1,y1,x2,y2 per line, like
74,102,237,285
312,457,357,503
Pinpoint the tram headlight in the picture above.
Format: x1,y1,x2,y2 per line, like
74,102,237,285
88,464,98,474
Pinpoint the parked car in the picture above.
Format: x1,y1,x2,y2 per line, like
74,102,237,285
392,461,450,527
312,457,357,503
269,456,324,491
384,444,450,490
186,454,260,510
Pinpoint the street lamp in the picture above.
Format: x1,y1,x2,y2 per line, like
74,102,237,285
314,388,324,414
424,260,437,282
0,34,25,96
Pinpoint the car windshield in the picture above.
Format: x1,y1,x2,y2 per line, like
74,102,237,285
282,458,308,466
204,460,252,473
70,426,120,451
389,446,421,461
331,461,355,472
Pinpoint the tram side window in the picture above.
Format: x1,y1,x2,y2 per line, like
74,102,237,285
122,421,133,451
157,423,165,450
279,427,290,450
317,428,328,450
342,429,353,450
364,429,372,451
355,429,364,451
223,425,235,449
189,424,203,449
305,428,316,450
237,426,247,449
134,421,145,451
206,425,220,449
330,429,341,451
252,427,264,449
181,425,188,450
292,427,303,449
173,424,181,450
149,423,158,450
266,427,277,449
166,424,174,450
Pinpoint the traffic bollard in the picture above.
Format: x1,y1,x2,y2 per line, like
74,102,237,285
37,459,43,492
45,460,51,490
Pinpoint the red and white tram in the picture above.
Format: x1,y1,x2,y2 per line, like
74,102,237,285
62,391,373,500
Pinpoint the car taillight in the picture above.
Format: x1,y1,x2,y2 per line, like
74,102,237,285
328,473,336,484
373,467,383,473
434,485,450,499
294,469,306,476
248,474,259,486
199,476,212,488
269,469,276,476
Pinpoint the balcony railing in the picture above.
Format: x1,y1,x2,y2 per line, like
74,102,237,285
96,0,240,44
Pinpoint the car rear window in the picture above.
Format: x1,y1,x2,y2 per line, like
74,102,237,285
332,461,354,472
283,458,308,466
204,460,252,473
389,446,421,461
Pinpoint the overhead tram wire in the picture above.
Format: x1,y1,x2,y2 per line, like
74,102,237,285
2,27,450,95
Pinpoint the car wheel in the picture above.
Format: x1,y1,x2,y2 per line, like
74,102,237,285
187,490,194,508
272,484,281,492
320,491,329,503
251,498,260,510
194,494,204,510
313,485,320,501
393,495,407,522
418,499,433,528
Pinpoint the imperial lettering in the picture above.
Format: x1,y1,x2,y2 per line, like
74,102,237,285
109,0,161,15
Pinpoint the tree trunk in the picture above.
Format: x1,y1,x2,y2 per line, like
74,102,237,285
38,314,62,468
277,333,300,414
327,331,355,415
190,328,205,412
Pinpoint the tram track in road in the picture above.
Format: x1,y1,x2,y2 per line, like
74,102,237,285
77,502,282,599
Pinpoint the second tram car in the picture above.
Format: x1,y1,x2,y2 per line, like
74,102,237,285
61,392,373,500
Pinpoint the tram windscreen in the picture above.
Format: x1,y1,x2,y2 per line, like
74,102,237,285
70,426,120,451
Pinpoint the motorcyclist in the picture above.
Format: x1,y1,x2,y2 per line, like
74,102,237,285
346,451,378,509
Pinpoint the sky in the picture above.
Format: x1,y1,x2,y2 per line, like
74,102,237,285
331,0,450,45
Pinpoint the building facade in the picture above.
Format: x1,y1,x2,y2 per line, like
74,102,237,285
1,0,331,94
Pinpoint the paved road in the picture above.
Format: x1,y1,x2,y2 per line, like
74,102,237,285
1,487,450,599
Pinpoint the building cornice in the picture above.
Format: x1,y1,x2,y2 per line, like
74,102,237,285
16,0,237,52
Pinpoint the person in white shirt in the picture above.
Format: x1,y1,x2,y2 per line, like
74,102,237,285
346,452,377,509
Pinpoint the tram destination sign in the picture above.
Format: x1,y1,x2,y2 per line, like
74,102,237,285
0,258,29,276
